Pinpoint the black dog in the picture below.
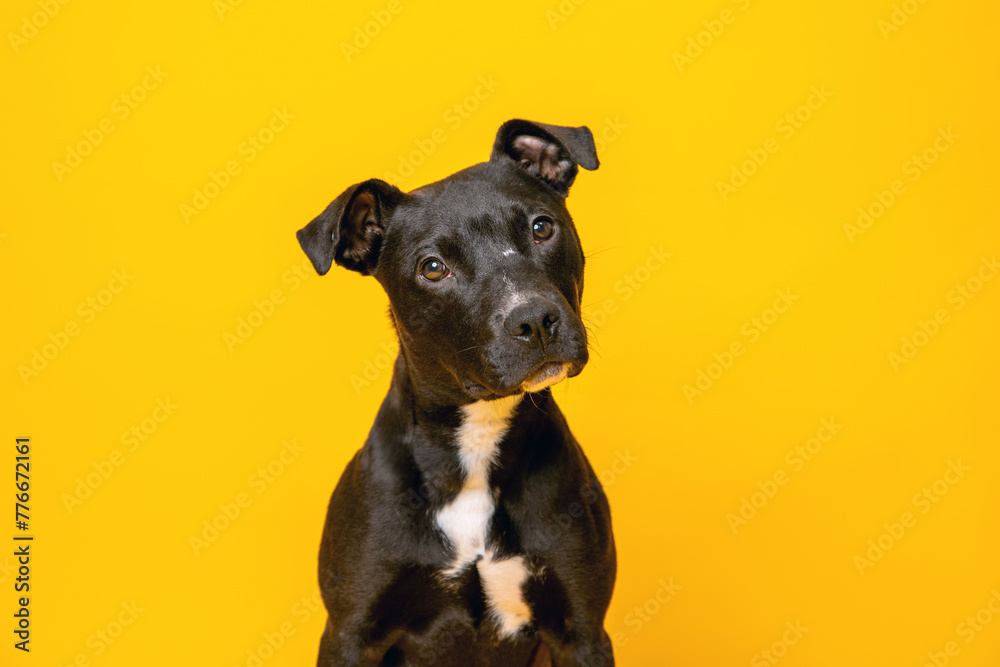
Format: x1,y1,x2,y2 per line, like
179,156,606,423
297,120,616,666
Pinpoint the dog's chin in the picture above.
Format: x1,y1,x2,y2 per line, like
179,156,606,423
464,360,584,401
519,361,570,393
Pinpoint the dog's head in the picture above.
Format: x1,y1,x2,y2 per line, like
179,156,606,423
297,119,599,402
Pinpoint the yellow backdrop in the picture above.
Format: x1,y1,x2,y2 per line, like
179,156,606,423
3,0,999,665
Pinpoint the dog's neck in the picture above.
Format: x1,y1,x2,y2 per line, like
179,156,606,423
371,351,563,501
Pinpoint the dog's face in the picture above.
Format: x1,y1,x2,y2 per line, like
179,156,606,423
297,120,599,402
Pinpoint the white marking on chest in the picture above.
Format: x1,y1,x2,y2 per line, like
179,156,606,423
434,394,532,637
436,395,519,573
478,553,532,637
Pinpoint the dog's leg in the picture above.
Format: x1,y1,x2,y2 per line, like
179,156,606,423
527,640,553,667
315,617,388,667
543,629,614,667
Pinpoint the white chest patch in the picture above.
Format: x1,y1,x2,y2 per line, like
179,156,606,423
434,394,533,637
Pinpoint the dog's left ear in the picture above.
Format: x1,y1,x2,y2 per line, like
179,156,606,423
296,178,405,277
490,119,599,196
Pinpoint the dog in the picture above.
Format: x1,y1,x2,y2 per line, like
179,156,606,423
297,119,616,666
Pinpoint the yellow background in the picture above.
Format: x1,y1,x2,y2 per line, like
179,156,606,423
2,0,999,664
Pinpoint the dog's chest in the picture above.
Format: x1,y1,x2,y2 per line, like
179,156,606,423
433,395,532,638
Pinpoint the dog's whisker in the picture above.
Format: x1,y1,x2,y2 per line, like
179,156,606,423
583,246,616,259
526,391,548,416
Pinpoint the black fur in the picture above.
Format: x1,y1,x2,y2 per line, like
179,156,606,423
299,120,616,666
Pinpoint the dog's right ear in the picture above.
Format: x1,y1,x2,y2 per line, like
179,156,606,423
491,119,599,196
296,179,405,277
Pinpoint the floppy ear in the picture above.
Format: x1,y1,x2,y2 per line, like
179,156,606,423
490,119,600,196
296,179,405,276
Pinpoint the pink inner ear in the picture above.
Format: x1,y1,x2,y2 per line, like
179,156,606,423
347,191,377,229
512,134,548,157
340,191,384,264
512,134,567,183
511,135,551,171
539,147,565,181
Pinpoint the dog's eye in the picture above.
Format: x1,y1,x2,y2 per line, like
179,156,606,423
532,217,554,242
419,258,450,281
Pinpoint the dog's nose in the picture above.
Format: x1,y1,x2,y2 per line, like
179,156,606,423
505,299,560,348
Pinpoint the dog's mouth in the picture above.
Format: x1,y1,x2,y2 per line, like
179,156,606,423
520,361,568,392
464,360,583,400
